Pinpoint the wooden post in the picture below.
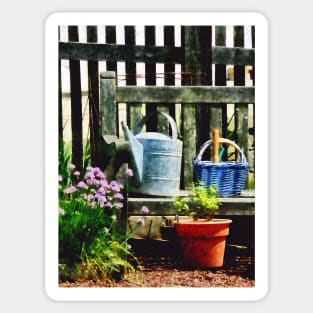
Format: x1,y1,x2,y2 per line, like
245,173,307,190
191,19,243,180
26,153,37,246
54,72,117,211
234,26,249,188
181,26,211,189
100,71,117,136
211,26,227,139
234,26,249,156
58,56,64,164
156,26,176,136
125,26,142,130
144,26,157,132
87,26,100,167
105,26,118,139
164,26,176,121
181,26,197,189
212,26,228,161
68,26,83,172
105,26,117,73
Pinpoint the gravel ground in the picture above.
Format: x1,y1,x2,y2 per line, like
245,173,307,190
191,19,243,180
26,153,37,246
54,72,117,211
59,243,255,288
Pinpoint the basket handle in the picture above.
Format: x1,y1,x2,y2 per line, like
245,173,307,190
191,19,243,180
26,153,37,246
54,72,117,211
133,111,178,140
194,138,247,163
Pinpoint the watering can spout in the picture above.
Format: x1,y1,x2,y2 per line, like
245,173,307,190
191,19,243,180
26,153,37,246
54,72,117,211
121,121,143,184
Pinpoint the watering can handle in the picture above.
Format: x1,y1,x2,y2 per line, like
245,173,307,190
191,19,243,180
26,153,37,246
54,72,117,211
133,111,178,140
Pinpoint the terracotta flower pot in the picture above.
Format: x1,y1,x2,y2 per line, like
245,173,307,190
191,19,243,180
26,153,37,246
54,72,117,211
173,218,232,268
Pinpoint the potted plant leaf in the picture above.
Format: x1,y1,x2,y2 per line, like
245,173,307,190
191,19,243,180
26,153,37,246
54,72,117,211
173,183,232,268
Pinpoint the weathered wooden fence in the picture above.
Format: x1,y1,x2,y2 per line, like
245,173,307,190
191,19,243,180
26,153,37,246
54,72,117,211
58,25,255,191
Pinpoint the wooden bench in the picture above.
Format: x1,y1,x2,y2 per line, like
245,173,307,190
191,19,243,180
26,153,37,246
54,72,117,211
126,190,255,246
99,71,255,245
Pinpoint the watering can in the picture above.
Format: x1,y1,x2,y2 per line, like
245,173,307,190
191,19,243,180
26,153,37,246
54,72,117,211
122,111,183,196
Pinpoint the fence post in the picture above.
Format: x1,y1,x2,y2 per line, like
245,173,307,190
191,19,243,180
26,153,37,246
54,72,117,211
212,26,227,137
234,26,250,188
125,26,142,130
181,27,196,189
100,71,117,136
105,26,117,73
58,58,64,163
156,26,176,136
233,27,249,162
144,26,158,132
68,26,83,172
212,26,228,161
181,26,211,189
87,26,100,167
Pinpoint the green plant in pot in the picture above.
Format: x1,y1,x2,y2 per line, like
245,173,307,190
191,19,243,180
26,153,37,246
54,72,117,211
173,183,219,221
173,183,232,268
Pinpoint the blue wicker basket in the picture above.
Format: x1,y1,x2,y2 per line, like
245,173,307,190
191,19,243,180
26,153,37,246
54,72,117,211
193,138,249,197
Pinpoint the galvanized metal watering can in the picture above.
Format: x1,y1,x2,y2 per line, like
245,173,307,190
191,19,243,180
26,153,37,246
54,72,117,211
122,112,183,196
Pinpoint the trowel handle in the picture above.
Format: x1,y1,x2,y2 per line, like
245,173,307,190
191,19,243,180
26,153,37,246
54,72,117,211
212,128,219,163
133,111,178,140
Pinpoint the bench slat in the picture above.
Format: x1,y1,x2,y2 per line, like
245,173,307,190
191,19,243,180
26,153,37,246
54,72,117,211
127,190,255,216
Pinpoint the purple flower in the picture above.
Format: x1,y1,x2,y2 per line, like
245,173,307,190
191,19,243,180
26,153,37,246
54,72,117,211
68,164,76,170
73,170,80,176
104,202,113,208
99,199,106,208
85,171,95,180
96,171,105,179
58,175,62,182
115,202,124,209
101,179,109,188
114,193,124,200
83,193,94,201
95,193,107,202
136,218,145,226
92,167,100,174
64,186,77,194
140,206,149,214
125,168,133,177
97,187,106,195
77,181,87,189
87,178,100,186
109,181,121,192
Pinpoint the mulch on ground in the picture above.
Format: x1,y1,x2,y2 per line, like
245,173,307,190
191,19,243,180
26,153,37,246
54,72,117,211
59,241,255,288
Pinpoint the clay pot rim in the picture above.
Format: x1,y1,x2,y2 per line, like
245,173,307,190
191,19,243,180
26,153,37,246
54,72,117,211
173,218,232,225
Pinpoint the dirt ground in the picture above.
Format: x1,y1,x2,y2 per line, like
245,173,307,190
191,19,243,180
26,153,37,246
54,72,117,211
59,241,255,288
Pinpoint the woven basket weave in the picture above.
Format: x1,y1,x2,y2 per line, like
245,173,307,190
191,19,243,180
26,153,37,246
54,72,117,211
193,138,249,197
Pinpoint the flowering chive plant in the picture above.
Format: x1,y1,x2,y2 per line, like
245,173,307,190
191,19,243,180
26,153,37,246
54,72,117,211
62,165,125,212
58,164,148,283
